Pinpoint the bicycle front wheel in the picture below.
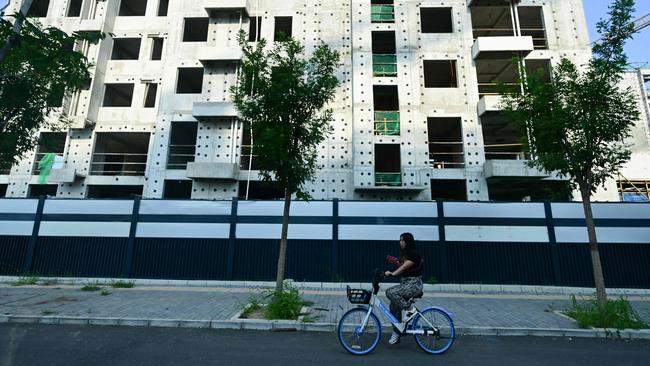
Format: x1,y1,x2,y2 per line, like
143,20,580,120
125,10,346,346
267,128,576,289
337,307,382,355
412,307,455,354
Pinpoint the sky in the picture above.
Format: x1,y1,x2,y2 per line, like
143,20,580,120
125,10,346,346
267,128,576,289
0,0,648,63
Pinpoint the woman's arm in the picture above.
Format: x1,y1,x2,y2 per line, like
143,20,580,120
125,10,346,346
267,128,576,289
385,259,415,277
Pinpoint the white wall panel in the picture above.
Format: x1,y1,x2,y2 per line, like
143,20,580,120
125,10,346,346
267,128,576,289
445,202,546,218
555,227,650,244
139,200,232,216
236,224,333,240
0,199,39,214
136,223,230,238
237,201,332,216
43,200,133,215
339,202,437,217
39,222,131,237
0,221,34,236
446,225,549,242
339,225,438,241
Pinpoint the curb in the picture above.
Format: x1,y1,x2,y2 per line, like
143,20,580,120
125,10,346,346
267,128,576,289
2,315,650,340
2,276,649,296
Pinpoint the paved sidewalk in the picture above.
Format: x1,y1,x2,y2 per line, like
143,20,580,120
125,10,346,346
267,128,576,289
2,279,650,338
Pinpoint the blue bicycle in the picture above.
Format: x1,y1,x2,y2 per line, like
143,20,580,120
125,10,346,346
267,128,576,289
337,270,455,355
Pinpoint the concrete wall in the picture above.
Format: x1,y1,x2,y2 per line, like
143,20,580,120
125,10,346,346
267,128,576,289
3,0,645,203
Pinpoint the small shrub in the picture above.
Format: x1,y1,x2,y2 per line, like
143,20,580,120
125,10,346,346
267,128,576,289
263,282,310,320
40,278,59,286
11,275,40,286
425,276,439,285
41,310,56,316
110,280,135,289
100,289,111,296
240,298,262,319
566,295,649,330
80,283,101,292
333,273,345,283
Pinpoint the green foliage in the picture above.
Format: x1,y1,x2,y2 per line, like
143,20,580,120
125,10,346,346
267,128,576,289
230,31,340,199
240,298,262,319
500,0,640,195
110,280,135,288
100,289,111,296
0,14,104,170
80,282,101,292
425,276,439,285
566,295,648,330
263,282,310,320
11,274,39,286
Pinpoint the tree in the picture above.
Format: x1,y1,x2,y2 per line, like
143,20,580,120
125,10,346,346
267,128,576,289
231,31,340,292
0,6,103,172
500,0,640,307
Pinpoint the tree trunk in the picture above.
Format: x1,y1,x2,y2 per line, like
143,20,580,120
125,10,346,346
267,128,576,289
579,184,607,308
275,188,292,293
0,0,33,65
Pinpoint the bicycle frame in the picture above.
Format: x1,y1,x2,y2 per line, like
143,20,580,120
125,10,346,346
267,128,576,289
357,292,440,336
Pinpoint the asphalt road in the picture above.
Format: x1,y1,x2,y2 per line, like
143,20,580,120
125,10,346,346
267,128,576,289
1,324,649,366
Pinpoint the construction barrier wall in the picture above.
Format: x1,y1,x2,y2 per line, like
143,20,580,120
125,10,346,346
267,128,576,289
0,198,649,288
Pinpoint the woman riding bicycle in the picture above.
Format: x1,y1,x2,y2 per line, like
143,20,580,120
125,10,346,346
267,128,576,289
384,232,424,345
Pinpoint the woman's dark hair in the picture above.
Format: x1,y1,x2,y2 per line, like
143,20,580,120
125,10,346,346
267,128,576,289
400,232,417,259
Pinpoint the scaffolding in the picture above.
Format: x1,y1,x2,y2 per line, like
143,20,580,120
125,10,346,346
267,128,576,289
618,175,650,202
372,54,397,77
374,111,400,135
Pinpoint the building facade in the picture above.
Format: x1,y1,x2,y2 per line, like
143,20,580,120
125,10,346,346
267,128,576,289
1,0,648,202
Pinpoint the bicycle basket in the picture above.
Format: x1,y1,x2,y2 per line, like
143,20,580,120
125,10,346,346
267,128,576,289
346,286,371,304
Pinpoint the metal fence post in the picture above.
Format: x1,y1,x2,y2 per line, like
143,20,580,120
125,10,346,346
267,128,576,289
227,197,238,280
544,201,562,286
23,195,46,274
122,197,141,278
332,198,339,281
437,200,449,283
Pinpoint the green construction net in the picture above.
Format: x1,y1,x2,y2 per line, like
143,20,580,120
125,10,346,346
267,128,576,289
372,54,397,76
375,173,402,186
371,5,395,23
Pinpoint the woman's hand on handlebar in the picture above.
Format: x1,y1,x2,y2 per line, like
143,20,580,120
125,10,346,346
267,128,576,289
384,271,393,277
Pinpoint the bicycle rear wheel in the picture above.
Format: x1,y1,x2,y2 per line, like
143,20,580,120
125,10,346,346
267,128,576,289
412,307,455,354
337,307,381,355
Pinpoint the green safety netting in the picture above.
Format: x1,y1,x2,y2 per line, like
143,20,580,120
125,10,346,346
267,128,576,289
372,54,397,76
375,173,402,186
371,5,395,22
374,111,399,122
374,122,400,135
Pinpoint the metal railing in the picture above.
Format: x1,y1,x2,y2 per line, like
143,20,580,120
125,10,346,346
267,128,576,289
472,28,548,49
90,153,148,176
374,111,400,135
375,172,402,187
33,153,63,175
429,142,465,169
484,143,528,160
478,82,520,97
371,4,395,23
166,144,196,170
240,144,259,170
373,54,397,77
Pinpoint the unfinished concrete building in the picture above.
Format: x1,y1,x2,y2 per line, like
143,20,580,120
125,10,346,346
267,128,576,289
1,0,648,202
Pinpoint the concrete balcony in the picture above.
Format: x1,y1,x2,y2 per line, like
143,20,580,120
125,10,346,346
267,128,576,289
186,162,238,180
197,46,243,65
192,102,238,122
478,95,504,116
48,168,86,183
472,36,534,60
78,19,103,32
483,160,567,180
202,0,250,16
69,116,96,129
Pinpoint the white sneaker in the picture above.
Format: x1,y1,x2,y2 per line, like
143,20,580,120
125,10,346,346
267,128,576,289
388,330,401,345
402,306,417,323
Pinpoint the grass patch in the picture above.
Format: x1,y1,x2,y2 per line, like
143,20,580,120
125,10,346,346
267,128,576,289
240,298,262,319
565,295,649,330
263,282,311,320
425,276,439,285
100,289,111,296
11,275,40,286
110,280,135,289
40,278,59,286
41,310,57,316
80,283,102,292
